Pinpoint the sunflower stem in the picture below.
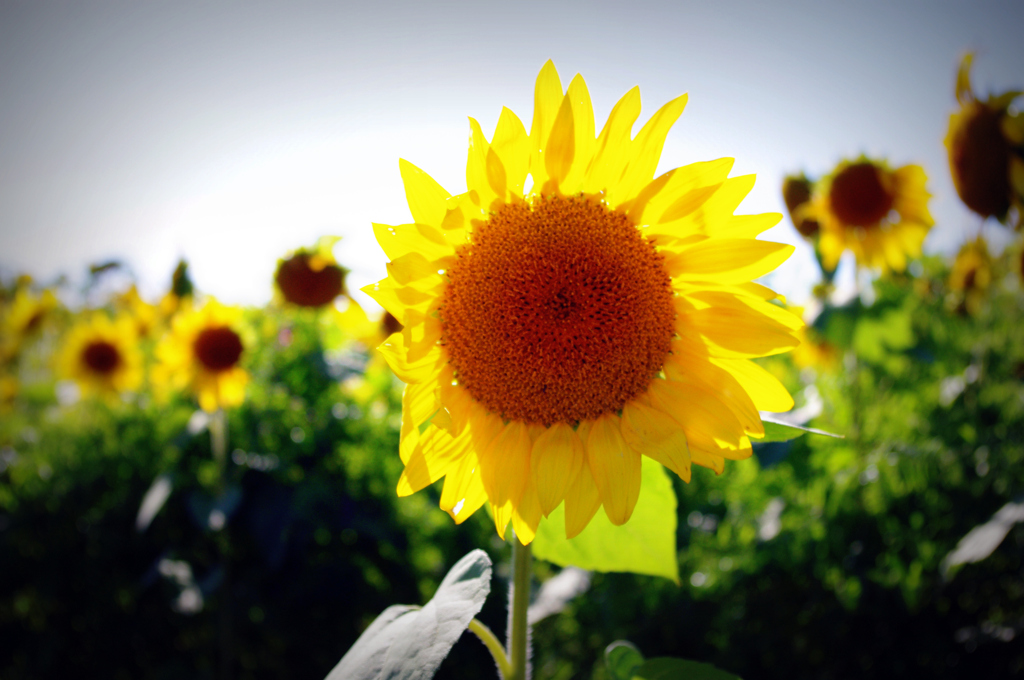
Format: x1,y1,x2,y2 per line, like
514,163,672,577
210,409,227,480
468,618,512,679
507,536,532,680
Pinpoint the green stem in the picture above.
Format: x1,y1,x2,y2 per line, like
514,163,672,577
210,409,227,476
468,618,512,679
508,537,532,680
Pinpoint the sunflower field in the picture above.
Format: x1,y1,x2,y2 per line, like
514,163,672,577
2,55,1024,680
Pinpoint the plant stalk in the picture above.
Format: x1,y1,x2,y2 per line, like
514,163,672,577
468,618,512,679
508,536,532,680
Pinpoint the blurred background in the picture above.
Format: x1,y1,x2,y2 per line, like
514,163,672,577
2,1,1024,679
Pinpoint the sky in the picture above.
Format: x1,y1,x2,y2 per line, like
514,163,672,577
1,0,1022,310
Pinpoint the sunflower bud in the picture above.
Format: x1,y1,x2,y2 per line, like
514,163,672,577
782,174,820,238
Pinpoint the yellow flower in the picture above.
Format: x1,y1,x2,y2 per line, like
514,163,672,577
154,300,249,412
56,314,142,398
116,285,160,337
275,237,348,308
813,157,933,273
948,236,993,316
945,53,1024,228
365,62,802,543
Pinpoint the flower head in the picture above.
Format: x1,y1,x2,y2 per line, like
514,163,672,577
57,313,142,399
813,157,933,273
275,237,348,308
945,53,1024,227
782,173,820,239
154,300,248,412
948,236,993,316
366,62,802,542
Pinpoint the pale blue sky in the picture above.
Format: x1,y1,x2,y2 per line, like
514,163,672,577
1,0,1022,307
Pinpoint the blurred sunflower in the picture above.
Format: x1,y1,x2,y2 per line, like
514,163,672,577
1,287,59,362
57,314,142,398
366,61,802,543
788,308,839,372
813,157,933,273
275,237,348,308
154,300,248,412
0,372,17,412
158,259,195,319
948,236,993,316
946,53,1024,228
116,285,159,337
782,173,820,240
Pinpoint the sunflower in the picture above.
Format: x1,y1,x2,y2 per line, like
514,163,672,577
812,157,933,273
945,53,1024,228
153,300,248,412
948,236,993,316
365,62,802,543
275,237,348,308
1,288,59,357
57,313,142,398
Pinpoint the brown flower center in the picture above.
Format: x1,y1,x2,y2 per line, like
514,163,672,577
82,341,121,375
440,194,676,426
193,327,244,372
276,253,345,307
949,104,1011,219
829,162,895,227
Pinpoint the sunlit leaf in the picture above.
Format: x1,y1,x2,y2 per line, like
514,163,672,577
532,457,679,582
605,640,644,680
758,418,843,443
325,549,492,680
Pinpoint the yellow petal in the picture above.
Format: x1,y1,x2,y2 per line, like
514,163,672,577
402,309,442,362
511,482,543,545
562,73,596,191
467,117,500,209
401,381,439,463
440,449,487,524
564,450,602,539
480,420,531,510
664,348,763,438
617,93,688,202
386,252,447,287
685,290,803,331
620,401,691,482
491,107,531,195
666,239,795,284
586,413,641,526
680,304,799,358
544,94,575,190
530,60,564,190
397,425,472,496
377,331,443,383
531,422,585,517
372,222,454,263
360,279,436,322
585,86,641,196
647,379,749,455
399,159,451,228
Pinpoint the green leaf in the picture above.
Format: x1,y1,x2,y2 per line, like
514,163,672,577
532,457,679,582
633,657,743,680
325,549,492,680
759,418,844,443
605,640,645,680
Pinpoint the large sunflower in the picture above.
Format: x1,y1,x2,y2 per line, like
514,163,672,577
366,62,802,543
57,314,142,398
813,157,933,274
154,300,248,412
